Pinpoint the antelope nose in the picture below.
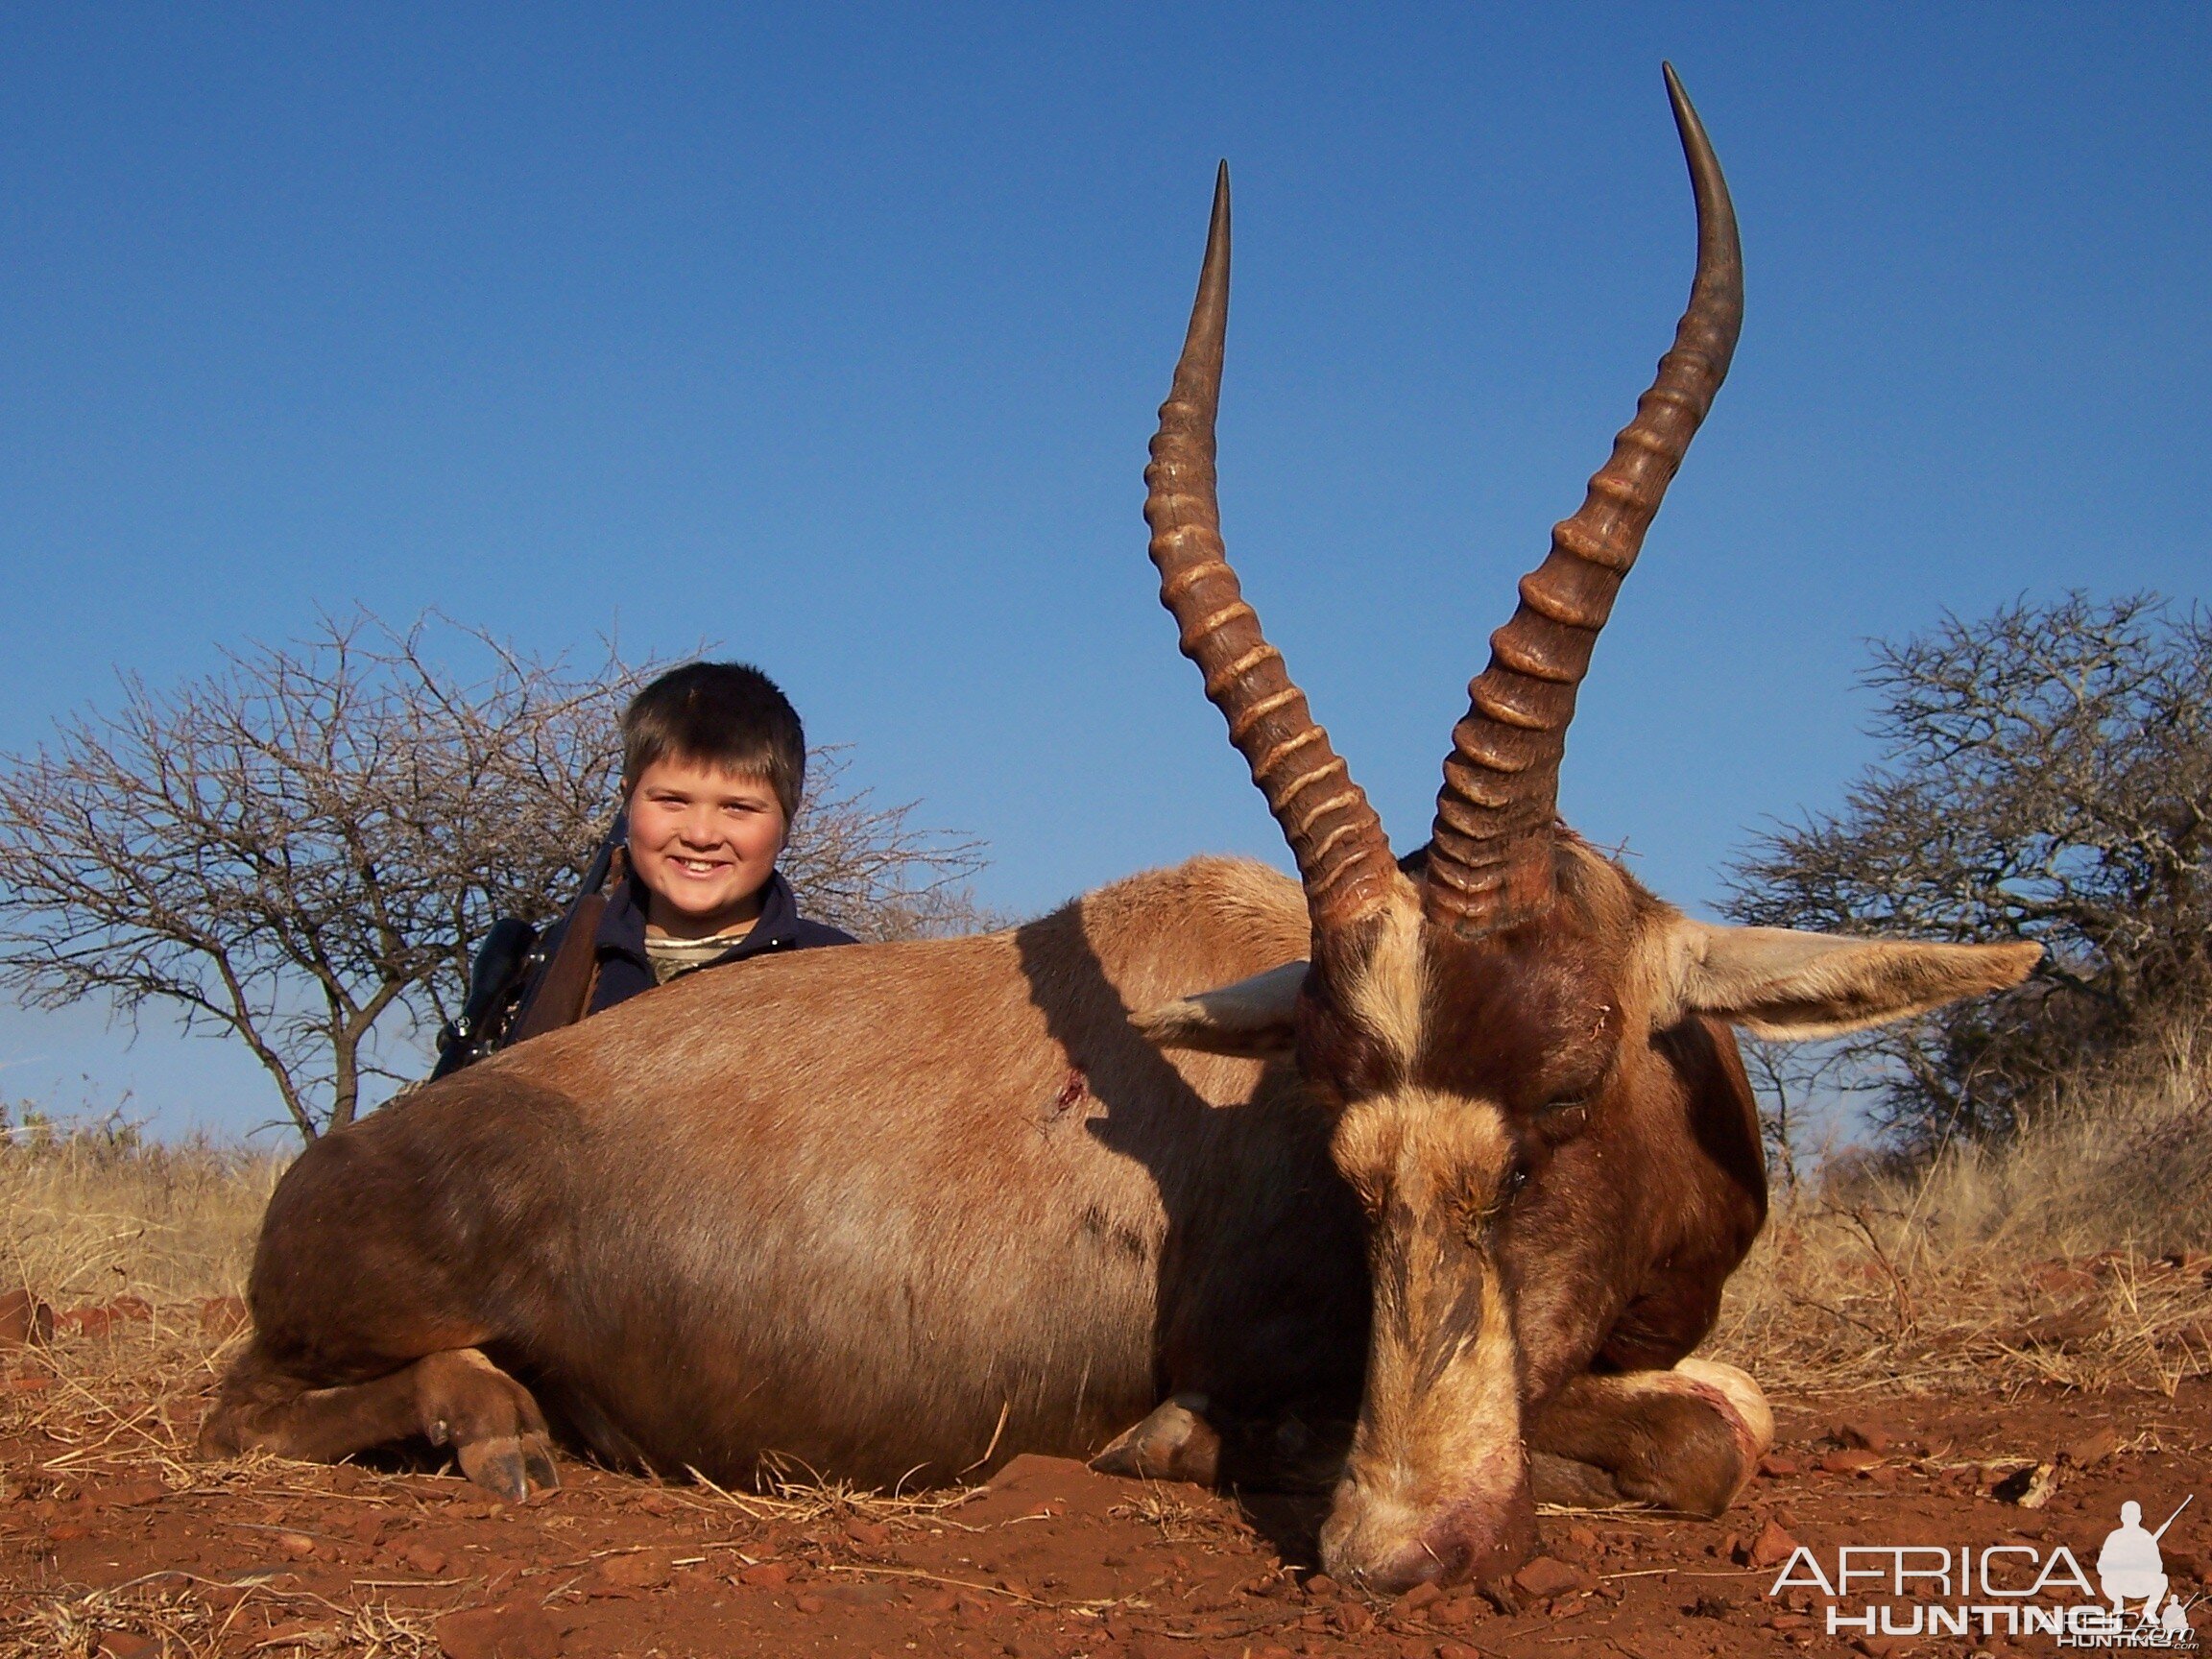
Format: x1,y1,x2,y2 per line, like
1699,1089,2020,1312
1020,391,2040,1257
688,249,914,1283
1323,1481,1537,1595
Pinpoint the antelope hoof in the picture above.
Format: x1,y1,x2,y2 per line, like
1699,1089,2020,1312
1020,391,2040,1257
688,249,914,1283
1608,1361,1770,1517
459,1434,562,1504
1091,1392,1221,1485
1530,1451,1632,1510
415,1349,561,1503
1653,1359,1770,1515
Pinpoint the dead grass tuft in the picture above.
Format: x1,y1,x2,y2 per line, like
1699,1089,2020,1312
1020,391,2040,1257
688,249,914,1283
1713,1013,2212,1396
2,1120,284,1501
1,1116,284,1308
1110,1484,1244,1546
0,1578,443,1659
685,1458,985,1531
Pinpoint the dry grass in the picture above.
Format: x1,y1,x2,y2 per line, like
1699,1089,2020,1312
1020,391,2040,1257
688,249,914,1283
1713,1014,2212,1396
1,1116,284,1309
5,1579,442,1659
1,1119,285,1493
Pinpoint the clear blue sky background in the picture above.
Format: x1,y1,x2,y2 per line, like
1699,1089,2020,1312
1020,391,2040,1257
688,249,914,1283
2,6,2205,1140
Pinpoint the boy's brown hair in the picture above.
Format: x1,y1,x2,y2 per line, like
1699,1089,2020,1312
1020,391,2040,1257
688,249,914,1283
620,661,806,820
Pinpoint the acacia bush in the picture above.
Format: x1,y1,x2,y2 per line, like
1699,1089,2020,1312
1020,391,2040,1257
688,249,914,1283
1725,592,2210,1153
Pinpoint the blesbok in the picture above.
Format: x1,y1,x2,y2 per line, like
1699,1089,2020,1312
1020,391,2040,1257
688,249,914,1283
202,68,2036,1591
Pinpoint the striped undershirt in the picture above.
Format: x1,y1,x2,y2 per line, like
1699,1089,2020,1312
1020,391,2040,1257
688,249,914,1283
642,927,757,985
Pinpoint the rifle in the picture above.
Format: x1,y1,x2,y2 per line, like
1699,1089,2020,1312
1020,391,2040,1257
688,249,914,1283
430,811,628,1079
2155,1497,2194,1541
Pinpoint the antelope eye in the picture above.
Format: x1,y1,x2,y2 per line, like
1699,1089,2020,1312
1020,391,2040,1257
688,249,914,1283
1540,1094,1593,1135
1503,1164,1530,1200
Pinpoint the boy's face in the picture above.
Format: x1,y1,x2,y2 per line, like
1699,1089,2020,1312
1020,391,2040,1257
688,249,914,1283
625,756,790,936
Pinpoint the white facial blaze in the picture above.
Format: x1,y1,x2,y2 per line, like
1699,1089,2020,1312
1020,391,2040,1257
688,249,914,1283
1322,1088,1527,1580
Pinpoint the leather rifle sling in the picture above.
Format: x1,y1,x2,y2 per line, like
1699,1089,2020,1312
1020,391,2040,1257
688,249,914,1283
503,892,608,1045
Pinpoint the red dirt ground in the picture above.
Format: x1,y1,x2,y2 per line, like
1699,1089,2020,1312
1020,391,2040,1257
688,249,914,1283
5,1371,2210,1658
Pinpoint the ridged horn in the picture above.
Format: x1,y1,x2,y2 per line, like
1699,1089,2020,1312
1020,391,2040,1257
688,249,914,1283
1424,64,1743,940
1146,163,1399,935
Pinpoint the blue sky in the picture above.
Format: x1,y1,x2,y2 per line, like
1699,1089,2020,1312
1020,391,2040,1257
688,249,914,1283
2,6,2206,1139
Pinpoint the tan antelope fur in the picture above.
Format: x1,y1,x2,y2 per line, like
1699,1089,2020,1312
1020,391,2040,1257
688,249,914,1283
203,69,2039,1591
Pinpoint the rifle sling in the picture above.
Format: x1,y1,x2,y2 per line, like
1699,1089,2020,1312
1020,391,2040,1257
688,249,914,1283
506,892,609,1046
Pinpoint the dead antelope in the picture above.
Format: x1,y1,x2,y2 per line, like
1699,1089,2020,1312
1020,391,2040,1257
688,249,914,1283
203,67,2037,1592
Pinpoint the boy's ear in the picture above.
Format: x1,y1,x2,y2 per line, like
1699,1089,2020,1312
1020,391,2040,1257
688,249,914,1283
1133,960,1306,1057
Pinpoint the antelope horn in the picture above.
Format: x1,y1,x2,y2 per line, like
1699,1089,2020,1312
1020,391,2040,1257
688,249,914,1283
1146,163,1399,935
1424,64,1743,940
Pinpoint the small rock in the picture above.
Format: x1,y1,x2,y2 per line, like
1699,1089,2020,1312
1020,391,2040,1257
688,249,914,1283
2020,1305,2104,1350
1436,1643,1484,1659
737,1560,790,1589
1746,1519,1799,1570
1836,1422,1895,1454
1479,1579,1524,1616
1303,1574,1339,1600
1512,1556,1591,1599
1993,1461,2059,1508
97,1479,167,1508
435,1600,563,1659
792,1593,825,1615
2062,1427,2119,1467
276,1531,319,1560
1431,1591,1483,1628
1397,1580,1443,1613
1818,1449,1885,1475
845,1518,888,1548
594,1551,671,1590
1758,1454,1800,1478
401,1544,448,1575
97,1635,158,1659
0,1289,54,1348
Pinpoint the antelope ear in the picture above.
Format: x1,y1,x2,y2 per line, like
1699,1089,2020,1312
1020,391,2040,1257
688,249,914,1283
1665,921,2041,1039
1133,960,1307,1056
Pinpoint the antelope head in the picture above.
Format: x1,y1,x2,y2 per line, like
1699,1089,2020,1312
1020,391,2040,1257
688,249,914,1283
1136,67,2039,1591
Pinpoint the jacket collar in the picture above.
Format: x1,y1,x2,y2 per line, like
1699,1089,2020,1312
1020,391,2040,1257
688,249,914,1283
595,868,805,970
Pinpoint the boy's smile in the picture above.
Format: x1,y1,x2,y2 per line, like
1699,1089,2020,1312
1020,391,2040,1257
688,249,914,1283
626,757,790,941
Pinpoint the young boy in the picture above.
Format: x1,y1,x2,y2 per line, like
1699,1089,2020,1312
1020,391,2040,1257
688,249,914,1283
583,661,854,1014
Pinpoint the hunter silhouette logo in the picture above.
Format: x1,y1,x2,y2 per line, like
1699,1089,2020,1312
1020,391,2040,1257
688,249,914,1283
1767,1492,2198,1647
2099,1499,2194,1636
